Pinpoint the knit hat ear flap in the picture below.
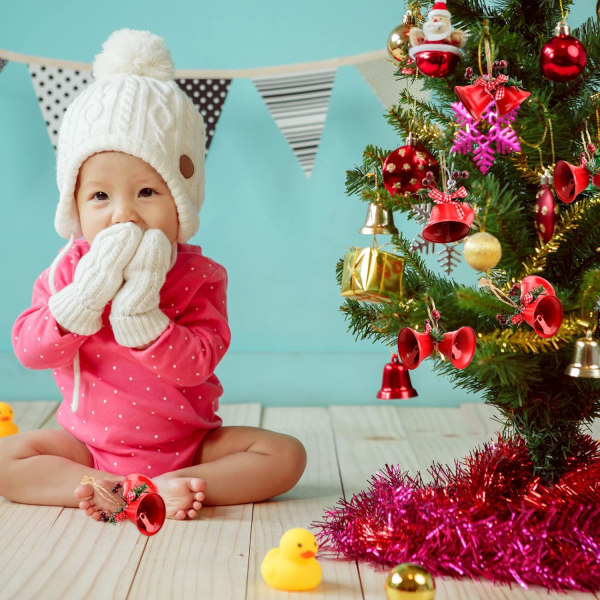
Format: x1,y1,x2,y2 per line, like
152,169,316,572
55,29,206,243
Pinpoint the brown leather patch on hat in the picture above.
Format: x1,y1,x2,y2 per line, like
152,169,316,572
180,154,195,178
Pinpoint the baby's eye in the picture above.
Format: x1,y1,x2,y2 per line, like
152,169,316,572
139,188,156,198
92,191,109,201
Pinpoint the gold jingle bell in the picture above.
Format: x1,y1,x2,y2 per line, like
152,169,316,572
565,331,600,378
360,203,399,236
385,563,436,600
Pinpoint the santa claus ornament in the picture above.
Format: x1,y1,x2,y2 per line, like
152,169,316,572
409,0,467,78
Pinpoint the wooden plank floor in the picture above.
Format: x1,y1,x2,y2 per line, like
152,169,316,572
1,402,599,600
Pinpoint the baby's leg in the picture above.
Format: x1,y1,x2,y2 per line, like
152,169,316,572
155,426,307,512
0,429,116,508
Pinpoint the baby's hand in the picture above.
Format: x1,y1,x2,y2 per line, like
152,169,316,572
48,223,143,335
109,229,172,348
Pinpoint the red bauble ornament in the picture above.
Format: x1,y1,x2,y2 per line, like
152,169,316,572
533,170,558,243
540,22,587,82
383,134,439,196
410,45,462,78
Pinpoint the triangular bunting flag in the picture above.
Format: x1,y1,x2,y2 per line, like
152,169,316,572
355,58,428,111
0,59,7,75
28,65,91,151
176,78,231,152
253,69,336,177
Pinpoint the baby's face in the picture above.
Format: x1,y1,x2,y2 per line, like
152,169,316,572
75,152,178,245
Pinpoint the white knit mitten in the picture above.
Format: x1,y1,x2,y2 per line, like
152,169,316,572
49,222,143,335
109,229,171,348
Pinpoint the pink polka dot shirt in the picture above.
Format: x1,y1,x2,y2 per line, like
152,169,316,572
12,240,231,476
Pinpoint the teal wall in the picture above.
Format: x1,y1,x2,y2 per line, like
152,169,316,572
0,0,593,406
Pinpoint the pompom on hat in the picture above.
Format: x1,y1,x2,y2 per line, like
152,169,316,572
429,0,451,18
55,29,205,243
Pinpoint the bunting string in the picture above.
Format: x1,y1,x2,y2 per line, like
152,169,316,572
0,46,400,176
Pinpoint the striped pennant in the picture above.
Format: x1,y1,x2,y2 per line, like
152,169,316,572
176,78,231,152
253,69,336,177
355,58,428,111
28,64,91,151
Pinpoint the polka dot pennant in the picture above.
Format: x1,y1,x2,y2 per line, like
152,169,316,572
28,65,91,151
176,78,231,153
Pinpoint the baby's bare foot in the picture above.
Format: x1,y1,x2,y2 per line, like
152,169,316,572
154,476,206,520
75,476,125,521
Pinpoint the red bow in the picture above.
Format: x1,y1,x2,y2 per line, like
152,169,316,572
428,186,468,204
511,291,534,325
474,74,509,100
428,186,468,219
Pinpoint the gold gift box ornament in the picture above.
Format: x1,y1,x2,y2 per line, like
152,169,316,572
341,247,405,303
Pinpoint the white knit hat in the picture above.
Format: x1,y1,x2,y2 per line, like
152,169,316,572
55,29,205,243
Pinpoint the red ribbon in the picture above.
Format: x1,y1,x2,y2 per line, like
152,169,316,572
428,186,468,219
511,291,534,325
474,74,509,100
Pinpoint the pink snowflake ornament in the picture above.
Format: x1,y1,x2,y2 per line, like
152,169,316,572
451,101,521,174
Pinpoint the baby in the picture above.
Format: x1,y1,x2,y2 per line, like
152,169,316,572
1,29,306,521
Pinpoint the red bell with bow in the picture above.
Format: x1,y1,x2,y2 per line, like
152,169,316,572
122,474,166,536
377,354,418,399
553,156,600,204
422,185,474,243
455,74,530,121
397,328,435,369
512,275,563,338
437,326,477,369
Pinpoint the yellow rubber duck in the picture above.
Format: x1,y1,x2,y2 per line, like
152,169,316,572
0,402,18,437
260,527,322,591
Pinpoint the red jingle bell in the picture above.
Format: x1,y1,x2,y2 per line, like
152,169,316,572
553,160,590,203
455,81,530,121
409,44,462,78
422,201,474,243
519,276,563,338
540,22,587,83
533,170,558,243
437,326,476,369
494,86,531,116
454,83,493,121
122,474,166,536
377,354,418,400
397,328,434,370
383,134,440,196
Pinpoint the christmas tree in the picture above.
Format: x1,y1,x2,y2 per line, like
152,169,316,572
319,2,600,589
340,0,600,483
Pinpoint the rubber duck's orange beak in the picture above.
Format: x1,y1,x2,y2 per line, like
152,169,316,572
0,416,9,422
300,550,315,559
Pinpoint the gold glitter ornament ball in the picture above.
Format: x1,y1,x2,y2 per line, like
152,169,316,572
385,563,436,600
463,231,502,272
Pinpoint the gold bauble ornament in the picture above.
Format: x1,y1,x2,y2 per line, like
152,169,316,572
385,563,436,600
463,231,502,272
387,10,416,62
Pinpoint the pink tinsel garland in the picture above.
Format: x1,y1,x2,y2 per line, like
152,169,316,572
315,434,600,592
